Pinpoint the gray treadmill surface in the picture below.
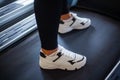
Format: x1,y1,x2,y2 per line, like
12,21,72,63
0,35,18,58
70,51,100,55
0,9,120,80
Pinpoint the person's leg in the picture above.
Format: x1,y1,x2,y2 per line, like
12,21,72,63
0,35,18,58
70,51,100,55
59,0,91,34
34,0,87,70
34,0,62,55
60,0,72,20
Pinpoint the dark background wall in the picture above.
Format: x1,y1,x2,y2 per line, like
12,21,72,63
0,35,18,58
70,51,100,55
77,0,120,20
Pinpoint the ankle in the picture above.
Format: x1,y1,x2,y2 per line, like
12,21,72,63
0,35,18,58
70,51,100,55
41,48,58,56
61,13,72,20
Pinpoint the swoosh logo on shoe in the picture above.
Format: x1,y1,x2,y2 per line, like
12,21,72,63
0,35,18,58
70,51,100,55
68,56,85,65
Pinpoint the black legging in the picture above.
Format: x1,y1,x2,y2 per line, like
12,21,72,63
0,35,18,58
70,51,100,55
34,0,69,50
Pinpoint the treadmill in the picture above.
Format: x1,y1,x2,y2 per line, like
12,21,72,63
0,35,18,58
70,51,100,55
0,0,120,80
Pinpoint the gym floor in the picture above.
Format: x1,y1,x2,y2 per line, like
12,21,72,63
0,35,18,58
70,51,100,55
0,8,120,80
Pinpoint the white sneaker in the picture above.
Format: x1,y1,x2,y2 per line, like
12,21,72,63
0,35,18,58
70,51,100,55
39,45,87,70
58,12,91,34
